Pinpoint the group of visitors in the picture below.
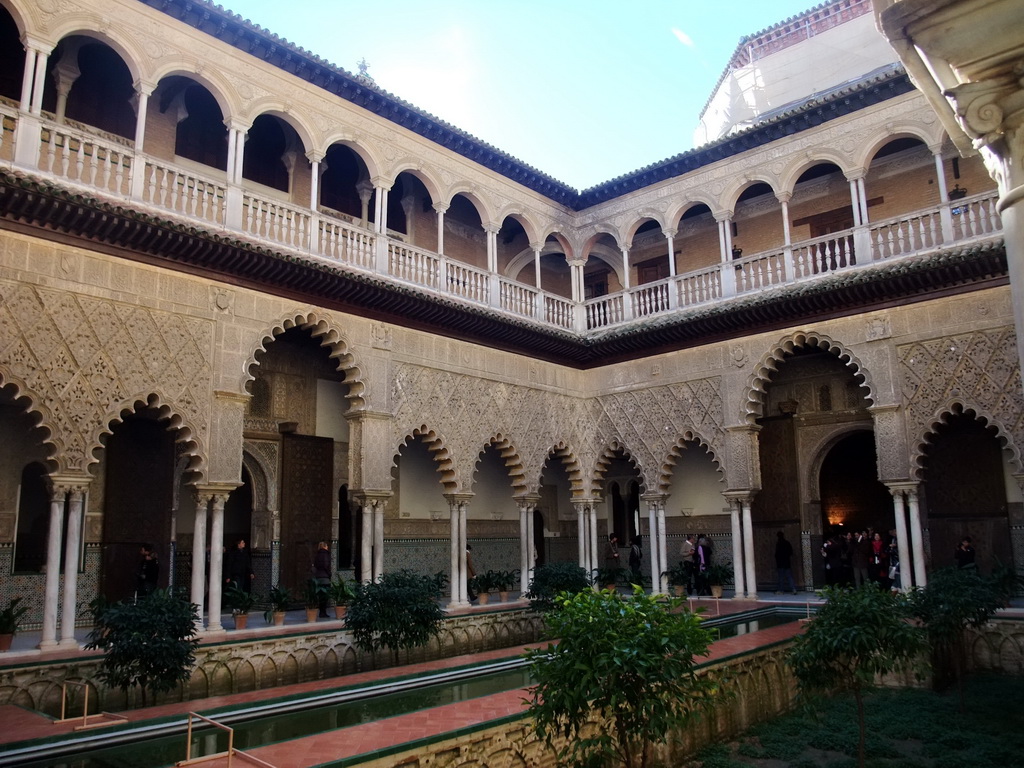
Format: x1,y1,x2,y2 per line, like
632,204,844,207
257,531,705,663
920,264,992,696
604,532,646,585
678,533,715,596
820,528,901,590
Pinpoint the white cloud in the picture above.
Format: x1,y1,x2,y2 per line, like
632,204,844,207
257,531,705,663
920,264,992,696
672,28,695,48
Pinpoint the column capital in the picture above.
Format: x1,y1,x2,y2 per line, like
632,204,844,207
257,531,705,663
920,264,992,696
722,490,755,504
432,202,450,214
515,494,542,507
885,481,920,497
482,222,501,235
133,79,158,97
775,191,793,204
223,118,251,134
351,490,392,506
713,209,734,222
305,148,326,164
661,227,677,239
529,241,544,252
844,168,867,182
49,474,92,494
20,35,55,55
369,175,394,191
444,492,475,506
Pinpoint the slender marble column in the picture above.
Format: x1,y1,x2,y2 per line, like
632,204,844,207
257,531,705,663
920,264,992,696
191,494,208,630
434,204,447,255
450,499,460,608
373,501,385,581
519,502,530,594
206,494,227,633
577,504,586,569
907,488,927,587
664,229,677,277
648,502,659,591
360,502,372,583
39,487,67,649
30,49,47,115
589,505,599,579
890,488,913,590
457,501,468,605
730,499,746,598
742,499,758,599
657,502,668,594
58,487,87,647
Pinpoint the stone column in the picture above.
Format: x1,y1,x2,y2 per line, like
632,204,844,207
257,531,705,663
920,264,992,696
449,496,460,607
848,175,863,227
931,147,954,241
716,212,737,296
663,228,677,278
576,501,586,570
129,81,155,200
888,485,914,591
647,499,659,591
191,492,209,630
206,492,229,633
373,499,385,582
357,180,374,228
39,484,67,650
360,500,372,583
620,246,631,290
777,192,794,282
14,42,49,168
906,486,928,587
742,498,758,599
59,481,90,648
433,203,448,255
531,243,543,290
727,497,746,598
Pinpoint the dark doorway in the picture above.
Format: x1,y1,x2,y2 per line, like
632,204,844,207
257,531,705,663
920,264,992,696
279,433,334,591
101,414,175,600
819,431,893,536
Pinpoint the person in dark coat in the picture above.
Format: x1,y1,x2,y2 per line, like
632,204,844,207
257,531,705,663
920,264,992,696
774,531,796,594
226,538,254,593
313,540,331,617
136,543,159,597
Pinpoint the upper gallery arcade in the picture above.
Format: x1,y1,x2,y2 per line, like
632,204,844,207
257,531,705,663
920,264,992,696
0,0,1018,647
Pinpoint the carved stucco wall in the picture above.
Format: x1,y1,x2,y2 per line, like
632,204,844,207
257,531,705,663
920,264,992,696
389,361,726,498
899,324,1024,476
0,278,213,475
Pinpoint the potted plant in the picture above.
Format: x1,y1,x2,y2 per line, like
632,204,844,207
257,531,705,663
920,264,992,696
328,576,355,619
705,563,733,599
0,597,28,651
488,569,520,602
594,565,626,591
264,585,291,626
303,579,326,622
224,584,256,630
470,572,495,605
663,560,693,597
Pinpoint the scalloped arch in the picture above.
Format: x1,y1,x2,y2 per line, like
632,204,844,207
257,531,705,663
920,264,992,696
911,401,1022,480
472,434,527,497
536,442,585,498
0,373,56,467
657,431,723,493
395,425,458,493
744,331,874,424
89,393,205,479
241,311,366,410
591,440,647,498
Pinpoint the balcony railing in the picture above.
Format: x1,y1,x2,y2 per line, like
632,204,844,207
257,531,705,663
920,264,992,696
4,111,1004,336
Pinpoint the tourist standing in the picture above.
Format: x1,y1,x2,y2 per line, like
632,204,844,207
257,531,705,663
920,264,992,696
851,531,871,587
604,533,621,571
629,535,643,584
226,538,254,592
680,534,696,594
955,536,977,570
136,543,159,597
775,531,796,594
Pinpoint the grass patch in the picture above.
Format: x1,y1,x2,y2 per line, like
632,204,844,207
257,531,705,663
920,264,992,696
686,674,1024,767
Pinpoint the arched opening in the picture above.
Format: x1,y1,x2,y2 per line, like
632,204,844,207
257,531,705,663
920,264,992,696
320,143,372,224
920,412,1013,575
391,435,448,575
242,114,303,193
224,466,253,553
586,235,621,295
393,172,435,249
495,216,529,277
444,194,485,268
600,451,641,545
664,439,725,550
731,182,780,261
14,462,51,573
0,6,23,104
248,326,350,592
538,452,574,563
629,219,667,286
153,77,228,170
532,508,546,567
820,431,892,535
754,345,871,589
472,444,518,520
789,162,854,273
673,203,718,275
100,409,177,601
41,37,136,139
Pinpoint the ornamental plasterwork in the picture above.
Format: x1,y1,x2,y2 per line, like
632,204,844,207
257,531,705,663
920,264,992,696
0,280,213,474
390,363,591,494
591,378,725,491
899,327,1024,465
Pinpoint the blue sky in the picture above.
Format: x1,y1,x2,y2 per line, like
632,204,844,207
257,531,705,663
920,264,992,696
226,1,817,189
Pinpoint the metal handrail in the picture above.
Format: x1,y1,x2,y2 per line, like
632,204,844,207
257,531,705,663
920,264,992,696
178,711,277,768
54,680,128,731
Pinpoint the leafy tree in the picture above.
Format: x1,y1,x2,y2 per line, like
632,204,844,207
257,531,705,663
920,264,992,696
788,585,925,768
910,566,1006,712
344,569,446,665
524,560,591,612
85,589,200,707
525,585,720,768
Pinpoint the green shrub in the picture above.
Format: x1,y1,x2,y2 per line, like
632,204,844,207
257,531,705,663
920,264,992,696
524,560,590,611
344,569,445,664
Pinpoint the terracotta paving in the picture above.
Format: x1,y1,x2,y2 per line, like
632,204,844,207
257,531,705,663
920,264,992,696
0,597,811,767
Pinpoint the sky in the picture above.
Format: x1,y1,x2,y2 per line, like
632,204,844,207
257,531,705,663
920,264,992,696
223,1,818,190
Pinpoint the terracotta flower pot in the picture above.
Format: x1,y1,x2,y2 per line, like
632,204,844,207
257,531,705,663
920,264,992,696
272,611,286,626
0,633,13,652
499,591,510,603
305,608,319,623
334,605,347,620
233,614,248,630
477,592,490,605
